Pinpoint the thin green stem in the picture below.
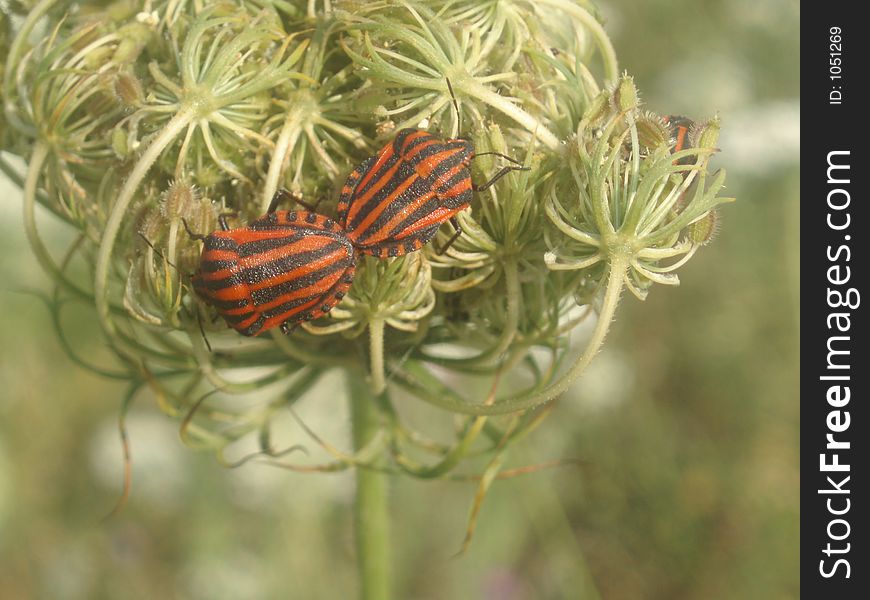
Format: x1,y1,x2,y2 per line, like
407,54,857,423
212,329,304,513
369,318,386,395
348,373,391,600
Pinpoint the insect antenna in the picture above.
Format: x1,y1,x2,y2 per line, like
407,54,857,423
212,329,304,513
138,233,213,352
138,233,180,270
446,78,461,137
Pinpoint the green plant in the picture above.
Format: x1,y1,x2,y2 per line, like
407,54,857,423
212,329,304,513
2,1,732,598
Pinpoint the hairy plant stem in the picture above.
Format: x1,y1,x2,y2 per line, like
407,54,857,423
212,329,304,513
261,105,307,212
490,253,629,411
369,318,386,394
348,372,391,600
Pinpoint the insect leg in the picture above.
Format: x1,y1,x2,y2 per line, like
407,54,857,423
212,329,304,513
268,189,293,213
472,164,529,193
434,217,463,255
218,213,238,231
182,218,207,240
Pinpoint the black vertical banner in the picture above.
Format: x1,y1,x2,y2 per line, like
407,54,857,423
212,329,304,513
803,4,867,597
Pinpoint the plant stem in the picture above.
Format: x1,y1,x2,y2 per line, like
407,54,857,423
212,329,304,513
261,105,305,212
368,318,386,395
348,372,391,600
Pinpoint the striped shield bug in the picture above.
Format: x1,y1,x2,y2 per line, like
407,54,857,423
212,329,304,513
336,83,528,258
186,190,356,337
663,115,696,163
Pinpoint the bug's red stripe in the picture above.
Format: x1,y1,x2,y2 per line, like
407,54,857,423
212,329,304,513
437,177,473,204
401,137,442,161
674,126,688,152
397,130,435,154
413,147,466,180
431,161,470,195
396,205,464,238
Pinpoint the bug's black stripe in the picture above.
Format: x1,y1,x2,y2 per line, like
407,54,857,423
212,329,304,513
418,150,471,187
338,157,376,226
393,129,430,152
236,233,307,257
201,271,246,291
247,221,312,232
402,136,471,168
238,315,265,336
260,291,325,320
200,259,237,273
434,178,473,211
396,130,438,155
250,257,352,306
400,136,458,163
239,241,345,285
203,235,238,251
223,311,257,324
208,297,250,310
434,168,470,194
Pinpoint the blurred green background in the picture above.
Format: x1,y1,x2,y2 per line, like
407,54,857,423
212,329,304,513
0,0,799,598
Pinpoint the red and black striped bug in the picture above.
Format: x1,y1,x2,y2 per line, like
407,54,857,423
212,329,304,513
336,86,528,258
663,115,696,164
186,190,356,337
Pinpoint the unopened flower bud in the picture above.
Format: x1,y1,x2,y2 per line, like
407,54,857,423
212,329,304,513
636,112,670,152
138,208,165,245
613,74,639,113
688,210,720,245
691,116,721,150
161,181,199,221
111,127,129,159
113,23,153,63
113,71,144,109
